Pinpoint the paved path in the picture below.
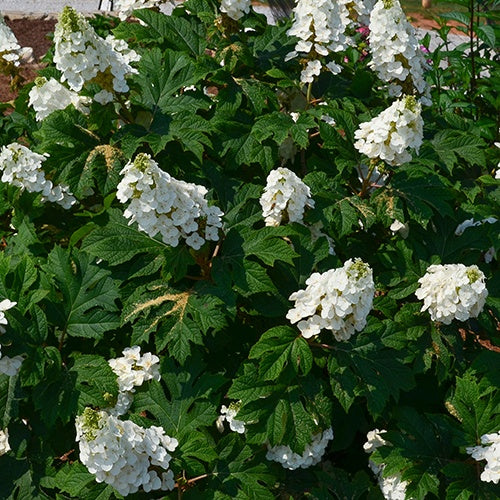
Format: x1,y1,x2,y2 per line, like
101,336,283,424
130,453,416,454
1,1,115,16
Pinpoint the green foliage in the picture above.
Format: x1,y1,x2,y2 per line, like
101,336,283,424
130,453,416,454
0,1,498,499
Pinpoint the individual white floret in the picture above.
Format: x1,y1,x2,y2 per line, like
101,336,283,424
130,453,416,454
260,167,314,227
354,95,423,166
266,427,333,470
114,0,164,20
117,153,223,250
301,59,322,83
216,402,245,434
454,217,497,236
0,143,76,208
75,408,178,496
364,429,410,500
415,263,488,325
368,0,430,104
390,219,409,238
28,77,91,121
220,0,252,20
287,258,374,340
466,431,500,484
351,0,377,26
0,428,10,456
53,7,139,100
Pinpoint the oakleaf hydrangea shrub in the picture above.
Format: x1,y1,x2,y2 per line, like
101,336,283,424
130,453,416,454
0,0,498,498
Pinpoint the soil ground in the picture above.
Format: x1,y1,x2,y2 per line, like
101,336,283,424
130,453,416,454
0,11,461,103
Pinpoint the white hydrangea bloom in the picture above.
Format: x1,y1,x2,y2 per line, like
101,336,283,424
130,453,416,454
266,427,333,470
117,153,223,250
114,0,164,21
368,0,430,104
28,77,91,121
354,95,423,166
220,0,252,20
415,263,488,324
287,258,374,340
76,408,178,496
216,402,245,434
0,15,22,67
364,429,410,500
53,7,139,101
0,428,10,456
285,0,354,82
466,431,500,484
108,346,161,393
260,167,314,227
0,143,77,209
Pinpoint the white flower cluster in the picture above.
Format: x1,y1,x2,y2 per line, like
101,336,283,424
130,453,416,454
354,95,423,166
287,258,374,340
466,431,500,484
0,143,77,209
117,153,223,250
266,427,333,470
285,0,351,82
220,0,252,20
28,77,91,121
415,263,488,324
108,346,161,416
0,428,10,456
76,407,178,496
260,167,314,227
216,402,245,434
0,15,22,67
368,0,430,103
114,0,163,21
364,429,409,500
53,6,140,104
